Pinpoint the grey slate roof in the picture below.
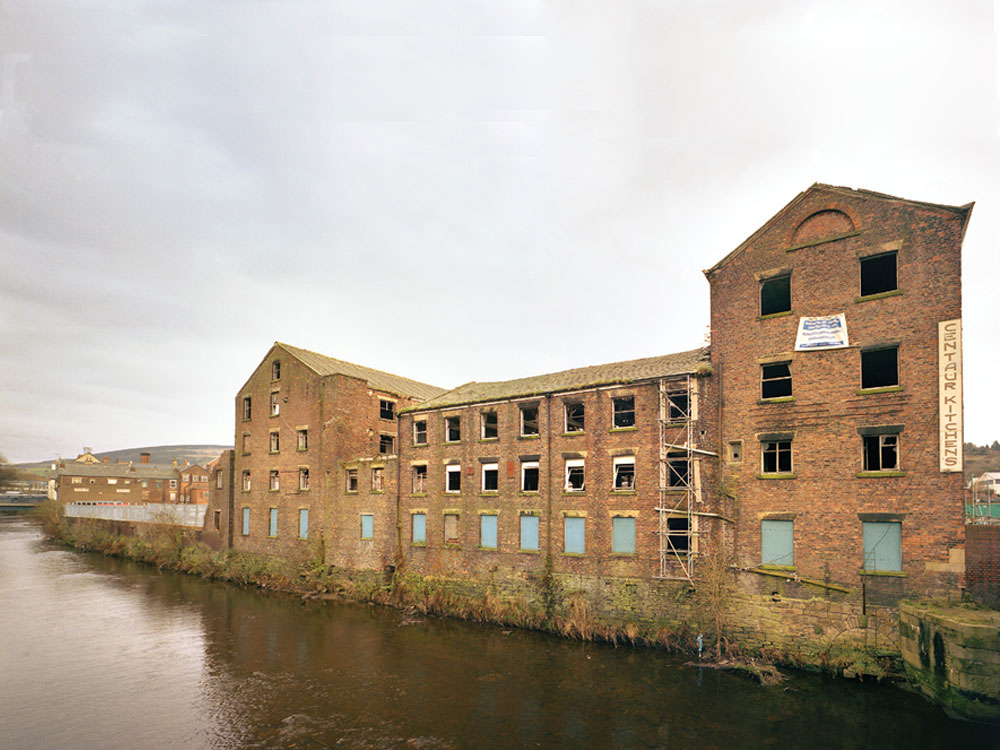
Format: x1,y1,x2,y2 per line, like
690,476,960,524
55,463,178,480
409,347,710,412
277,343,447,402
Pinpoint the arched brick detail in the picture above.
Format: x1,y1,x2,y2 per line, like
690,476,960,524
790,207,857,246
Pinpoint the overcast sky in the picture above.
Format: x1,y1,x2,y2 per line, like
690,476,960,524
1,0,998,464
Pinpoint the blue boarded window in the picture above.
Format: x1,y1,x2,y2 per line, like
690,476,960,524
862,521,901,572
480,514,498,549
241,507,250,536
412,513,426,544
520,514,539,551
564,516,586,554
268,507,278,537
761,520,794,566
298,508,308,539
361,514,374,540
612,516,636,554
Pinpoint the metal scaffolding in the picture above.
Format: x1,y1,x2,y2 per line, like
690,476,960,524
655,375,698,581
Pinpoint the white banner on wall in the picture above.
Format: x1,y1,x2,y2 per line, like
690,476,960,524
794,314,849,351
938,318,963,472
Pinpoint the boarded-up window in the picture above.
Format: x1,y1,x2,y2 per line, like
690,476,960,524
761,520,793,566
612,517,636,554
480,514,498,549
862,522,901,572
268,507,278,537
444,513,459,544
241,507,250,535
298,508,309,539
520,515,539,551
412,513,426,544
564,516,585,554
360,514,374,540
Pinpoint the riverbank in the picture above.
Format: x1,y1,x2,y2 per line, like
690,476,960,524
34,502,904,681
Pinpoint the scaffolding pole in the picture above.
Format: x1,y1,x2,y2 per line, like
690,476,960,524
655,374,698,582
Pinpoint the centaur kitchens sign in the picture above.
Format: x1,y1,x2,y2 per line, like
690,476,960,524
938,319,963,472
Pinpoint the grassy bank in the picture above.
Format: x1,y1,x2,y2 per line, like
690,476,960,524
31,501,900,682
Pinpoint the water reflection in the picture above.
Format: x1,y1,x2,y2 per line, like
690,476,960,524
1,518,996,749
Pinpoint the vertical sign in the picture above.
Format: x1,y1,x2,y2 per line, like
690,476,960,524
938,319,963,472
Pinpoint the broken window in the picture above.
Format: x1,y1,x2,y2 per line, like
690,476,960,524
667,391,689,421
444,513,459,544
445,416,461,442
762,441,792,474
297,429,308,451
346,468,358,492
481,412,498,439
271,360,281,380
860,252,897,297
379,434,394,455
270,391,280,416
565,403,585,432
760,274,791,316
520,406,539,436
761,362,792,399
269,470,279,491
446,464,461,493
412,465,427,493
269,431,280,452
413,420,427,445
861,346,899,389
380,399,395,420
667,517,690,555
521,460,539,492
482,462,499,492
242,396,252,420
565,459,585,492
299,468,309,491
612,396,635,428
864,434,899,472
371,467,384,492
613,456,636,489
667,452,689,487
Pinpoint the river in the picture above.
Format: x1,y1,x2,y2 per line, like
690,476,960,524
0,517,996,749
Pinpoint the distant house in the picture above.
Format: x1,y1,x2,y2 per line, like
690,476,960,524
970,472,1000,498
52,449,187,504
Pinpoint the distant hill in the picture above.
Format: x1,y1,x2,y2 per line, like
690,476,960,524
16,444,233,470
966,442,1000,485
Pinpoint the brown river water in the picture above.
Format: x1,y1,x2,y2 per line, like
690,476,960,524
1,516,997,749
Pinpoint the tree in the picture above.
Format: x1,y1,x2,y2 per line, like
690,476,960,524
0,453,20,492
991,440,1000,452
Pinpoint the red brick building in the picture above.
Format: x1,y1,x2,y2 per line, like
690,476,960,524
209,185,971,601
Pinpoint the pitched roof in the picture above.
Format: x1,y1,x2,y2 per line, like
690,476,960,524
276,342,447,401
408,347,710,412
704,183,974,277
55,463,178,480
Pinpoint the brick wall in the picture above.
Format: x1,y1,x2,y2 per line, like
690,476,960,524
965,524,1000,609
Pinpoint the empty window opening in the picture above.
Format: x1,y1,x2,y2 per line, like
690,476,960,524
213,510,221,531
760,275,791,316
613,396,635,428
482,463,499,492
667,391,689,420
380,400,395,420
445,416,461,442
861,347,899,389
242,471,251,491
346,469,358,492
565,459,585,492
667,452,689,487
242,397,252,420
520,406,539,436
444,513,459,544
412,465,427,493
379,434,395,455
613,456,636,489
521,460,539,492
860,252,897,297
269,470,279,491
299,468,309,491
413,420,427,445
270,431,280,452
215,470,223,489
481,412,498,439
864,434,899,472
270,391,280,416
762,441,792,474
371,467,384,492
446,464,462,493
242,433,251,453
271,360,281,380
761,363,792,399
297,429,308,451
565,403,585,432
667,517,690,555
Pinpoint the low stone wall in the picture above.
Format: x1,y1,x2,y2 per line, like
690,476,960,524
899,602,1000,723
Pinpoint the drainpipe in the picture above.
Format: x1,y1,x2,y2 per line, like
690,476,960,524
545,393,553,563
